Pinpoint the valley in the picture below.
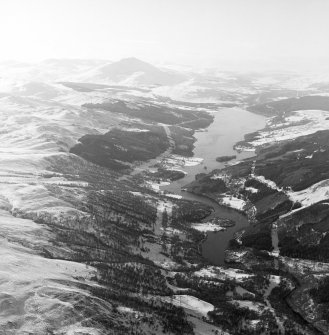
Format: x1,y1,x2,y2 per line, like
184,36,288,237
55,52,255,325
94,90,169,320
1,58,329,334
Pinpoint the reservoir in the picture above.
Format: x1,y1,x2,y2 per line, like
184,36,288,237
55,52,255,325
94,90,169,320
161,107,266,265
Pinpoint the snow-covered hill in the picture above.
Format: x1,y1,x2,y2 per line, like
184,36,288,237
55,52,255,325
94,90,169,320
78,57,188,86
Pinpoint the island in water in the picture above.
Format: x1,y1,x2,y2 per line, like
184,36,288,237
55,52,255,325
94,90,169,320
216,155,237,163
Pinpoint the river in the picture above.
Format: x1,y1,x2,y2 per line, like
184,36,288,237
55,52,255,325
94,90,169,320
161,107,266,265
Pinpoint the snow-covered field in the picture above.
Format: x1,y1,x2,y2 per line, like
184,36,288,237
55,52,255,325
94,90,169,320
220,196,246,211
288,179,329,206
162,295,214,317
250,110,329,147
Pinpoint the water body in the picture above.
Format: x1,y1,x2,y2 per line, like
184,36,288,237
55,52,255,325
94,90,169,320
161,107,266,265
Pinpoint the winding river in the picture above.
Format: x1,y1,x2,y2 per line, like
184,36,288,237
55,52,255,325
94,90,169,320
161,107,266,265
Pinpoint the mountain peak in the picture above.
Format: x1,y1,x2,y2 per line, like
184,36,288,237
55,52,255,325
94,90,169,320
112,57,158,71
85,57,186,86
119,57,147,63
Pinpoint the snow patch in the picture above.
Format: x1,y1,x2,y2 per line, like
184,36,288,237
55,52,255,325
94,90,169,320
192,223,225,232
165,193,183,199
162,295,214,317
245,186,259,193
221,196,246,211
288,179,329,206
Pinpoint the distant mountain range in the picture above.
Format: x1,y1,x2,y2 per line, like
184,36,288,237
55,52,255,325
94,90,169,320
0,57,188,87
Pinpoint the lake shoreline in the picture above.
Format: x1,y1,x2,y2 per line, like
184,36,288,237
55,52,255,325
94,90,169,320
161,107,267,265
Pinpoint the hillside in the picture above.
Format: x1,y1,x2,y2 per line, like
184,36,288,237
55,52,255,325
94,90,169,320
1,62,329,333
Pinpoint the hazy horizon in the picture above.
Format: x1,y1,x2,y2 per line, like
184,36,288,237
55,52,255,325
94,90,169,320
1,0,329,72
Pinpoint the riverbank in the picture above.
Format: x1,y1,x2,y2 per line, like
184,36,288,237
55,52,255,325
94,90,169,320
160,107,266,265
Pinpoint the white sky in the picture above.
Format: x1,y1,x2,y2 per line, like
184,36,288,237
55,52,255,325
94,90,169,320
1,0,329,70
